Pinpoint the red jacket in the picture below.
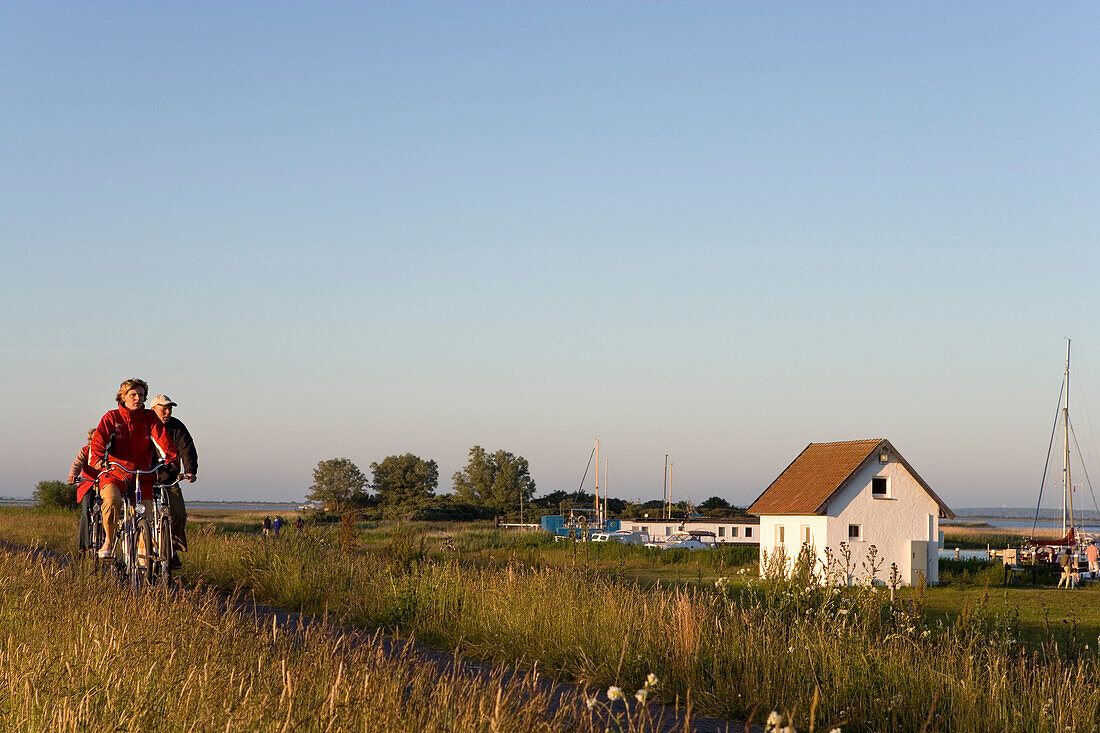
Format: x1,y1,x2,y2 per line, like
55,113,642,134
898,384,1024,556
68,445,99,503
89,406,179,497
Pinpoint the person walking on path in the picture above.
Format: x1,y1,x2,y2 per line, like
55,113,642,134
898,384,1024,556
262,516,272,536
150,394,198,568
272,515,283,538
295,516,304,532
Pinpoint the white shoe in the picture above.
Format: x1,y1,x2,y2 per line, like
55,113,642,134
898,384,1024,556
97,544,114,559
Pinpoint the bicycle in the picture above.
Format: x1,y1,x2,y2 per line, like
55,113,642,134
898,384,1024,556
148,473,182,587
101,461,167,591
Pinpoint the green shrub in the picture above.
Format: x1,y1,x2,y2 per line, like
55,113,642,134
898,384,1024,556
32,480,77,511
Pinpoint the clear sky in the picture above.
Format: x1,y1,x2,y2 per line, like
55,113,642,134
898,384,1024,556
3,2,1100,510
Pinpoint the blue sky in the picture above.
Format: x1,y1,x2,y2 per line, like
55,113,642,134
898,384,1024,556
3,2,1100,509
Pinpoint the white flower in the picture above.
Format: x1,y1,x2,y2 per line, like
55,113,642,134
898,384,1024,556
829,729,841,733
607,686,624,701
635,688,648,705
646,672,658,687
585,695,598,710
765,711,783,731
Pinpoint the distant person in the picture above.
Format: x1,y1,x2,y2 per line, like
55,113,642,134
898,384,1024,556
262,516,272,536
1058,549,1076,589
150,394,198,568
89,378,179,559
68,429,100,556
272,515,283,538
295,516,304,532
1088,541,1099,577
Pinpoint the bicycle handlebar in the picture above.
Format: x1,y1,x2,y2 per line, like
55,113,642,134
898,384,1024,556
105,460,166,476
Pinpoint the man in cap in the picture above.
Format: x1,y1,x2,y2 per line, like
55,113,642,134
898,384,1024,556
151,394,198,567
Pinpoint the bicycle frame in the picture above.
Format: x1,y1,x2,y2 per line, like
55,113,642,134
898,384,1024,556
103,460,172,590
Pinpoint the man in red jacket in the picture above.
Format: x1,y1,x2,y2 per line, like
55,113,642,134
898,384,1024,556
89,378,179,559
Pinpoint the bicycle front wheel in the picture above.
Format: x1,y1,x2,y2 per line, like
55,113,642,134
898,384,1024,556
133,516,153,591
158,515,173,587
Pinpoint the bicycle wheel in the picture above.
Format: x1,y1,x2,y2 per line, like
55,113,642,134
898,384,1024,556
157,515,173,587
134,516,153,590
90,506,106,575
117,517,135,586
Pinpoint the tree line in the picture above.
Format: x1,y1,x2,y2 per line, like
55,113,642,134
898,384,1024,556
307,445,535,517
307,446,747,520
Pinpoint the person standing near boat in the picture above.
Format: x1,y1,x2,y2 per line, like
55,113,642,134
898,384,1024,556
1058,549,1076,589
1087,541,1099,577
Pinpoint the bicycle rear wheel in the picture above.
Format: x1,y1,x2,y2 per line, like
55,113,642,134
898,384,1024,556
134,516,153,590
157,515,173,586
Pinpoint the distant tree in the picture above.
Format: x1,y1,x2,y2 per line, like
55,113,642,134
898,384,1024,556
452,445,536,513
370,453,438,506
699,496,731,512
33,480,77,510
306,458,369,512
531,489,570,509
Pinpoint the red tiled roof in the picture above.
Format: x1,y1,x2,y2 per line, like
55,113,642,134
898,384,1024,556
746,439,954,518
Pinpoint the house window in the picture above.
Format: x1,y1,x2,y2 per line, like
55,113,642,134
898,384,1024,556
745,527,752,538
640,526,647,534
776,525,785,544
731,526,739,538
872,476,888,497
800,525,811,545
665,526,672,536
718,526,725,537
849,524,862,541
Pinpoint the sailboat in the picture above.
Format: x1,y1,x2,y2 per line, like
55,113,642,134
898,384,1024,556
1028,339,1097,555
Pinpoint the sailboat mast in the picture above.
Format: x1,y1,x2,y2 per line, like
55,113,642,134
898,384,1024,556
663,453,669,521
1065,339,1074,537
595,439,600,527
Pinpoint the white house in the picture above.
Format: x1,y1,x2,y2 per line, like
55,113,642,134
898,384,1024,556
747,438,954,586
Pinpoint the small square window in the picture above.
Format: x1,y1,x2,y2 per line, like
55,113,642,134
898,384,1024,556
849,524,862,540
731,526,739,538
745,527,752,538
872,477,888,497
718,526,725,537
800,525,811,545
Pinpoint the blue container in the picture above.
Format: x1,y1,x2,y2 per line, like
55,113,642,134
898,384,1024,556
541,515,565,533
606,519,621,532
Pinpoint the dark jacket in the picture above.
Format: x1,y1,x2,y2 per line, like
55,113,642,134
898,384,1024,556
155,416,198,483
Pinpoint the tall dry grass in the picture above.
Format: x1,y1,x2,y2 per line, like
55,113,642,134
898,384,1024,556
4,509,1100,731
0,544,676,733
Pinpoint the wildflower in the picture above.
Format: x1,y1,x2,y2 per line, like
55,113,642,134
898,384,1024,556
646,672,658,687
585,695,598,710
635,688,648,705
607,686,624,701
765,711,783,731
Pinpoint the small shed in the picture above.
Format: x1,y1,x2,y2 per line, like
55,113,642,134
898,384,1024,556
747,438,954,586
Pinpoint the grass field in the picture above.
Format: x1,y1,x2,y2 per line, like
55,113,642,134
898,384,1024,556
4,508,1100,732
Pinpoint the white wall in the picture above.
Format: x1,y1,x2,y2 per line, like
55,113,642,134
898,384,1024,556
619,519,759,544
